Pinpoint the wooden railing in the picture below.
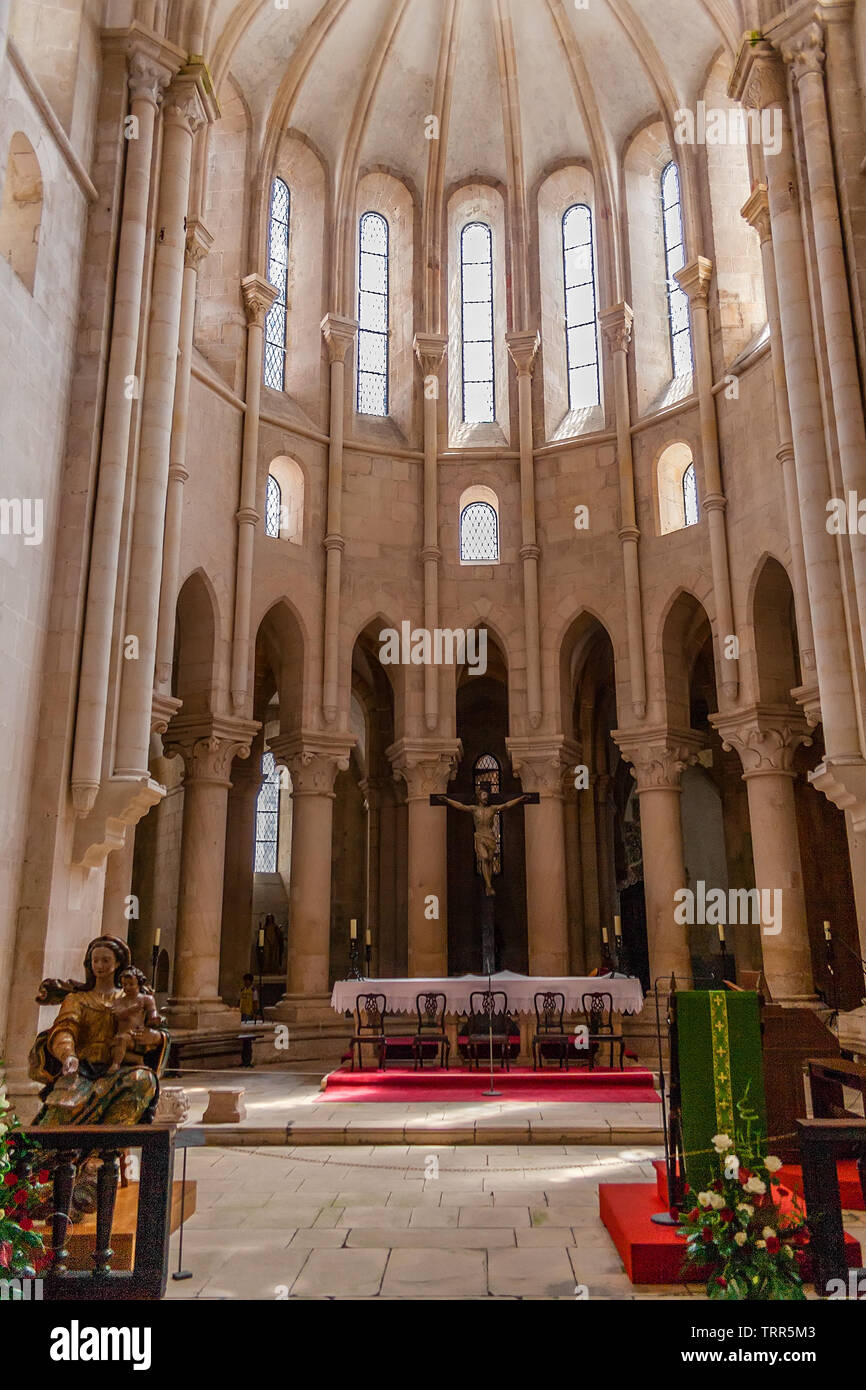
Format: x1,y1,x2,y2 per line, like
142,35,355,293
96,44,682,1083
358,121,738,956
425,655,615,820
22,1124,176,1301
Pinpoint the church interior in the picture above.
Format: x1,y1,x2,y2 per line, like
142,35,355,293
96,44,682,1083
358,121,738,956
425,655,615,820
2,0,866,1331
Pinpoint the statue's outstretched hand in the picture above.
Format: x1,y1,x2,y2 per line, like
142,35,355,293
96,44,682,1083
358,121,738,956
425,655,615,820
61,1053,79,1076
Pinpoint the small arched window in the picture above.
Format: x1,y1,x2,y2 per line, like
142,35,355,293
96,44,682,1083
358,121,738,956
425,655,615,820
474,754,502,875
461,222,495,423
661,162,692,378
357,211,389,416
682,461,699,527
264,177,290,390
460,499,499,563
562,204,599,410
0,132,42,294
254,751,281,872
265,474,281,538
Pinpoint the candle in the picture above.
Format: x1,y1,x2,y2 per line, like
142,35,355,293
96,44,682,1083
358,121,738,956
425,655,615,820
602,927,608,944
614,915,622,939
154,927,161,947
365,928,371,946
350,918,357,939
823,920,832,942
717,923,726,944
258,926,265,948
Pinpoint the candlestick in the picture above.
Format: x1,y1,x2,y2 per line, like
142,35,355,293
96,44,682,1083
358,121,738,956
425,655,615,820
602,926,608,944
614,915,622,939
350,918,357,940
717,923,726,944
258,926,265,948
365,927,371,946
823,920,832,942
154,927,161,947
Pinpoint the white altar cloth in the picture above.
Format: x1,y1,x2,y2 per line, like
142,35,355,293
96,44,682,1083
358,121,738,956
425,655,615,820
330,970,644,1017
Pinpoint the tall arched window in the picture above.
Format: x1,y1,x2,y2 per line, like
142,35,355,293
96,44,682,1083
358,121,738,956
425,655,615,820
357,211,389,416
474,754,502,875
265,474,281,538
461,222,495,423
460,500,499,563
254,751,281,872
562,203,599,410
682,461,699,527
661,162,692,378
264,177,289,390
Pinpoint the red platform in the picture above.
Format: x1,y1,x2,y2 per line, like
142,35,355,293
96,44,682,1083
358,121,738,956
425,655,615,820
776,1161,865,1210
319,1065,659,1104
598,1164,863,1285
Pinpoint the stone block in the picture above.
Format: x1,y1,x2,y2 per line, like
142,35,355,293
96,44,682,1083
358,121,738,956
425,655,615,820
201,1087,247,1124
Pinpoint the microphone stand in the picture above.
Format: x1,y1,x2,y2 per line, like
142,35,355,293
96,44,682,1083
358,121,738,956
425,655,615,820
482,972,501,1097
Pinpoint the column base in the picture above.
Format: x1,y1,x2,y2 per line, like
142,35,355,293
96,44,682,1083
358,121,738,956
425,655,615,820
163,997,240,1031
265,993,336,1027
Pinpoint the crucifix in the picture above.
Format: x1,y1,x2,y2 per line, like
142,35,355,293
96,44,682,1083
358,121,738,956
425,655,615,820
430,786,540,973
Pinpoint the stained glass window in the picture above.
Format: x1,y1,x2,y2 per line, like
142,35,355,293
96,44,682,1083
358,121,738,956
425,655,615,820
264,177,289,390
254,751,280,872
474,754,502,876
562,203,600,410
461,222,495,423
683,460,699,527
661,162,692,378
265,474,281,538
460,500,498,562
357,212,389,416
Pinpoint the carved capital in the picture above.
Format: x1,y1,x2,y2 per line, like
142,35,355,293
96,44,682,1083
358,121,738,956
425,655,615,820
162,76,207,137
741,183,772,243
710,705,812,778
613,726,703,792
413,332,448,378
675,256,713,306
387,738,462,800
128,50,172,107
185,217,213,272
506,736,571,797
269,731,355,796
599,302,634,354
782,21,826,85
241,271,278,327
321,313,358,364
164,714,260,786
151,691,182,736
730,39,787,111
506,329,540,378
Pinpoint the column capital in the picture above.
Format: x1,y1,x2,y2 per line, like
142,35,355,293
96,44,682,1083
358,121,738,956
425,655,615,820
506,735,574,797
185,217,213,272
127,49,173,107
386,738,462,799
151,690,182,736
241,272,278,326
612,726,704,792
599,301,634,353
269,731,355,795
675,256,714,306
413,332,448,377
781,20,826,84
710,704,812,777
505,329,541,377
321,313,358,364
729,38,787,110
741,183,772,243
164,714,260,786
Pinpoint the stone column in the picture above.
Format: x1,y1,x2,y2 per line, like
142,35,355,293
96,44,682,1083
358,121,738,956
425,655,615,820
229,273,279,710
506,331,543,728
614,729,703,984
675,258,738,700
321,314,357,723
114,63,216,779
599,303,647,717
163,713,258,1028
218,746,263,1002
360,776,382,975
71,46,173,810
269,733,354,999
731,42,861,771
579,772,602,971
740,183,817,705
783,20,866,642
413,333,448,733
506,737,571,976
155,217,213,690
712,707,815,1001
561,755,586,974
595,772,616,936
388,738,462,977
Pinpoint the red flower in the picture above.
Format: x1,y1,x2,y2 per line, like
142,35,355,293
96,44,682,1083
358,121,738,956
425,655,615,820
765,1235,780,1254
0,1242,11,1268
688,1207,700,1222
18,1216,33,1231
711,1179,723,1193
34,1251,54,1272
12,1188,26,1205
716,1276,728,1288
37,1169,50,1185
720,1208,735,1223
739,1167,752,1183
684,1183,690,1193
701,1226,714,1243
3,1172,18,1187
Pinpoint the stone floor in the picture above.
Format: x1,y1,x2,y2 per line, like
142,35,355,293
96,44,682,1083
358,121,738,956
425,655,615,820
164,1141,866,1300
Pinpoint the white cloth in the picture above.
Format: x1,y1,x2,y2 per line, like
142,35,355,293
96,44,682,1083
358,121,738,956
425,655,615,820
330,970,644,1017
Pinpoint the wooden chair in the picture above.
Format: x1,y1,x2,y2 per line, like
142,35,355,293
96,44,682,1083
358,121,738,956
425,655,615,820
464,991,515,1071
349,992,387,1070
580,990,625,1070
412,991,450,1070
532,991,570,1070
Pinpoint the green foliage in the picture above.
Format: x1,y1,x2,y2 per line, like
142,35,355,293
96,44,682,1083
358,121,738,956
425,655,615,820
0,1068,52,1284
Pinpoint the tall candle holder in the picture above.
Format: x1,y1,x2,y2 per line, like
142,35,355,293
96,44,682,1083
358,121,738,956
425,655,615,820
346,935,364,981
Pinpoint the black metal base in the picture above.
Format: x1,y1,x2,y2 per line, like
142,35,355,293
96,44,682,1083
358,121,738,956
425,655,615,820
650,1212,680,1227
480,893,496,975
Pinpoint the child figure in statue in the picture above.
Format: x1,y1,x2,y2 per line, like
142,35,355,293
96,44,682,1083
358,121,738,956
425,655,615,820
107,967,163,1072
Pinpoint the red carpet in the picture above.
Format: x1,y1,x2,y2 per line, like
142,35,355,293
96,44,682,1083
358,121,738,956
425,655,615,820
777,1161,865,1211
599,1181,863,1285
319,1065,659,1104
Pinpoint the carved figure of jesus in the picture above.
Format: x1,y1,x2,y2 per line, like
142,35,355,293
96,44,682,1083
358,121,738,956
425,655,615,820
439,787,533,896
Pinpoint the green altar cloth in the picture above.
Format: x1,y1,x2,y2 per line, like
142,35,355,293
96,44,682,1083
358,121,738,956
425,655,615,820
676,990,767,1192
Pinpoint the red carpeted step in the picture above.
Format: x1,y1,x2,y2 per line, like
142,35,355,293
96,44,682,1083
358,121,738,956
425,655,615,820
599,1182,863,1285
325,1065,653,1089
318,1065,659,1104
653,1157,866,1212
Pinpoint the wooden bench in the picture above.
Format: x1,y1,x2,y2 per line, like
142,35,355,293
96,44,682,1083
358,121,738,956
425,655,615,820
165,1028,275,1074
